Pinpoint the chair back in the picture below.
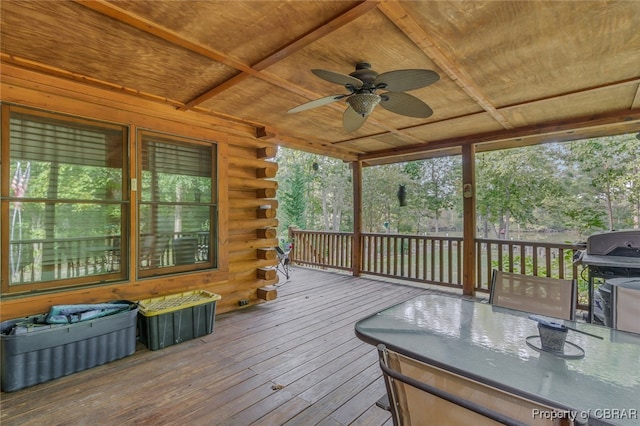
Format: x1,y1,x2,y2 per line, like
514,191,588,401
377,344,570,426
489,270,576,321
613,286,640,334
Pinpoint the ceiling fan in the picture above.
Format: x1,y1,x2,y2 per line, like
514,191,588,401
288,62,439,132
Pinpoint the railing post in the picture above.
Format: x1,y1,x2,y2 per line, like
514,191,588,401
288,226,297,264
351,160,362,276
462,144,477,295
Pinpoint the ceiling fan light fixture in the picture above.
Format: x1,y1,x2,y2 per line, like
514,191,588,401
347,93,381,116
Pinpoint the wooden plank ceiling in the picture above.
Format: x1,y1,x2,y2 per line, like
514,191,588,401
2,0,640,165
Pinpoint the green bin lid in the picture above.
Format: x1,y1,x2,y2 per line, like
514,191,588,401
138,290,221,316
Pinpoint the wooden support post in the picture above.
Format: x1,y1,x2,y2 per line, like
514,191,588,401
352,160,362,277
462,144,477,296
288,226,298,264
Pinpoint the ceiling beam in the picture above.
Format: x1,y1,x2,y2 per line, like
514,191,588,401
378,0,514,130
73,0,255,74
0,53,184,108
358,108,640,163
73,0,371,109
363,147,462,167
177,0,381,110
74,0,460,147
332,76,640,146
252,1,381,71
500,76,640,110
271,134,362,162
74,0,426,141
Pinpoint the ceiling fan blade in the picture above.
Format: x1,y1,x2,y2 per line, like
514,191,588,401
379,92,433,118
312,69,363,88
374,69,439,92
343,106,368,132
288,94,348,113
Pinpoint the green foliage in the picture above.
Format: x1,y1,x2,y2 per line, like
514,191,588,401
275,148,354,235
413,157,461,233
281,164,307,229
276,133,638,240
565,135,640,232
476,144,565,239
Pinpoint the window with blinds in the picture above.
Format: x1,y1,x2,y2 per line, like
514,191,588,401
138,130,217,277
1,105,128,294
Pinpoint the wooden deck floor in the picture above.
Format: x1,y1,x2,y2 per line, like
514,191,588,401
1,268,470,426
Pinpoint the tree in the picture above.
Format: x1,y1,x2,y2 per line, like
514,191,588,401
362,164,406,232
566,135,640,231
476,145,564,239
281,164,307,230
413,157,461,233
275,148,354,235
275,132,639,242
310,158,353,232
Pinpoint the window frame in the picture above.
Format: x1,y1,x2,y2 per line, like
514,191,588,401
0,104,129,295
136,129,218,278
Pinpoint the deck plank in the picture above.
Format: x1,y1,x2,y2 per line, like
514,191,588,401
0,268,462,425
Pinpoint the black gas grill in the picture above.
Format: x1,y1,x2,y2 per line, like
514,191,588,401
576,230,640,323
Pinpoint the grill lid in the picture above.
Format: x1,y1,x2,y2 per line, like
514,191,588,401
586,230,640,257
575,230,640,269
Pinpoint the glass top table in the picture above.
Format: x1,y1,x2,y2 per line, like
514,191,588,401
355,294,640,425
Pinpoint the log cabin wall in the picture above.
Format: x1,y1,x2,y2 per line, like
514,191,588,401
0,64,280,321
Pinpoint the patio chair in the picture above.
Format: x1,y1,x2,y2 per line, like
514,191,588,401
377,344,571,426
275,245,292,281
612,285,640,334
140,235,171,269
489,270,576,321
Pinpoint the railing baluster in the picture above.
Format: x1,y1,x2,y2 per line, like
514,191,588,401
545,247,552,277
393,236,398,276
456,240,462,285
476,241,483,289
447,240,453,283
507,243,514,272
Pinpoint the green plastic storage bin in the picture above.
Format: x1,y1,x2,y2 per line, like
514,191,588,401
137,290,221,350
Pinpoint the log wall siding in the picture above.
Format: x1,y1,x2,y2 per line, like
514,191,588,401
226,140,280,309
0,65,280,320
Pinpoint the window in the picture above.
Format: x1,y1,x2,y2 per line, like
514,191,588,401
138,130,217,277
1,105,128,294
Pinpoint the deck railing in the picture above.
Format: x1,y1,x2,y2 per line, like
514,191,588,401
9,232,210,284
289,229,588,308
361,233,464,289
289,230,353,272
9,236,122,284
475,238,583,289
